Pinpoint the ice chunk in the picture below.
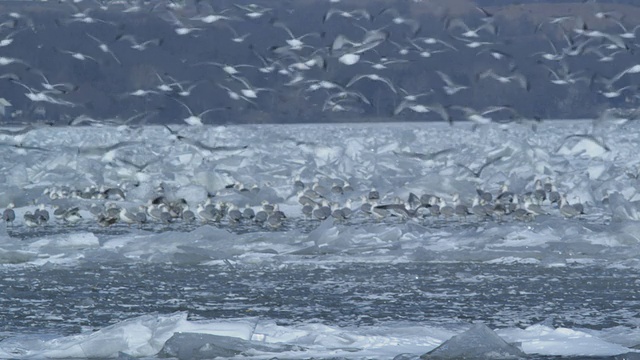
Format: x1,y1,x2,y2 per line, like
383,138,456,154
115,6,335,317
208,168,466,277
421,323,525,359
609,192,640,221
159,332,297,359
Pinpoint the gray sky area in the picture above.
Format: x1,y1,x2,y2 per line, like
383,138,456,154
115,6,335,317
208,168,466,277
0,0,639,125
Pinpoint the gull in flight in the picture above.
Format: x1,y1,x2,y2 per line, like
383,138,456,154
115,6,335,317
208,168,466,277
32,69,78,94
394,101,451,123
234,4,272,19
0,56,29,67
450,105,516,125
322,8,371,23
223,24,250,43
230,75,275,99
398,87,433,101
436,71,469,95
0,27,28,47
476,69,529,90
86,33,121,65
194,61,256,76
159,11,203,36
346,73,397,94
115,34,163,51
9,79,78,106
171,98,226,126
55,48,99,62
610,19,640,39
272,19,323,50
446,17,497,38
217,83,257,107
377,8,421,35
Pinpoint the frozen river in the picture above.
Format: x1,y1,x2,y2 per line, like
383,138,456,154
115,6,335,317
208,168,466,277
1,120,640,358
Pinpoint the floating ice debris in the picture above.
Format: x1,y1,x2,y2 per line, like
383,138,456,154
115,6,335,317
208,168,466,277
421,323,525,359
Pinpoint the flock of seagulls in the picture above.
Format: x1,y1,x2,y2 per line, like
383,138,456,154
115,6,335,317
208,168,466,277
2,175,586,231
0,0,638,125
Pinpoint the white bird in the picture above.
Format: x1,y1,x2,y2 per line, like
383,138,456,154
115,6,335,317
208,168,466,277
377,8,421,35
346,73,397,94
115,34,163,51
451,105,516,125
56,48,98,62
436,71,469,95
322,8,371,23
230,75,274,99
407,38,449,58
272,20,322,50
172,98,224,126
361,57,408,70
611,19,640,39
217,83,257,106
599,85,638,99
446,17,497,38
33,70,78,94
86,33,121,65
477,69,529,90
394,101,450,122
194,61,256,76
0,56,29,67
223,24,250,43
0,27,27,47
234,4,272,19
159,11,203,35
398,87,433,101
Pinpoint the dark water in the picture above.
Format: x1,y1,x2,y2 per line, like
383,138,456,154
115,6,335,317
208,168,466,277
2,261,639,339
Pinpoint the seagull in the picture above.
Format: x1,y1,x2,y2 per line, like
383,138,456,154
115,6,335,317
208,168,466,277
450,35,497,49
584,46,625,62
598,84,638,99
407,38,449,58
322,8,371,23
9,79,77,107
159,11,203,35
0,56,30,67
346,73,397,94
217,83,257,107
476,69,529,90
55,48,99,63
446,17,497,38
271,19,323,50
171,97,226,126
377,8,421,35
451,105,516,125
537,62,592,86
414,36,458,51
115,34,163,51
86,32,121,65
175,135,247,153
234,4,272,19
190,11,234,24
0,27,27,47
194,61,256,76
397,87,433,101
393,101,451,123
230,75,275,99
456,155,505,178
436,71,469,95
361,57,409,70
611,19,640,39
32,69,78,94
3,203,15,226
223,24,250,43
595,64,640,88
